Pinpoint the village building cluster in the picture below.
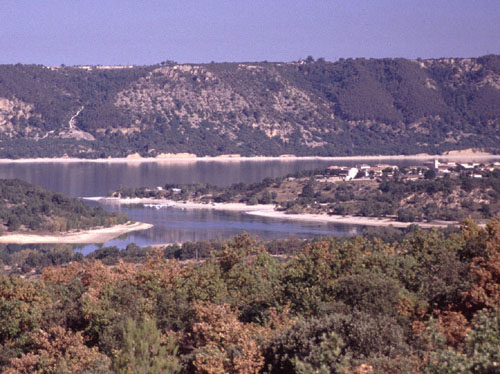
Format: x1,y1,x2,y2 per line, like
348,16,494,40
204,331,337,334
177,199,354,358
326,161,500,182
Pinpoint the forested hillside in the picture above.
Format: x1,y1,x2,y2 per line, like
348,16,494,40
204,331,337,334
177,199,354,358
0,179,128,232
1,221,500,373
0,56,499,158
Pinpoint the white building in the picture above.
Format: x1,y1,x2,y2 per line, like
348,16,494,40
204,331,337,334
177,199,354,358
346,168,359,181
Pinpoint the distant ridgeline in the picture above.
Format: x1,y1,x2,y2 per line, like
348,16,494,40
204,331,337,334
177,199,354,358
0,56,499,158
0,179,128,232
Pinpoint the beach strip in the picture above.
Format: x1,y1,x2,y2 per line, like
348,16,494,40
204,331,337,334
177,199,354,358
1,151,499,164
246,210,456,228
0,221,153,244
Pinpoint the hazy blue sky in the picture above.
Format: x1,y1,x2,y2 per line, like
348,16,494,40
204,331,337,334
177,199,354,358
1,0,499,65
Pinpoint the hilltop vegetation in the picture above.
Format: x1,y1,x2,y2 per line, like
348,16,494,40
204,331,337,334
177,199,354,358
0,179,128,233
0,56,499,158
1,221,500,373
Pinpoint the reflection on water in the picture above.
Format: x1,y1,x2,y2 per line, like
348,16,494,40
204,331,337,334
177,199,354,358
0,158,445,197
77,205,362,255
0,160,344,197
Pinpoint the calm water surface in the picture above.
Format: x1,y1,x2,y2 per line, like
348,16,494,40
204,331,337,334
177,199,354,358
0,159,432,197
78,204,361,255
0,159,443,250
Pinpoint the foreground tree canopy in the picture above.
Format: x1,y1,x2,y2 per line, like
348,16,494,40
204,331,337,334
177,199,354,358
1,218,500,373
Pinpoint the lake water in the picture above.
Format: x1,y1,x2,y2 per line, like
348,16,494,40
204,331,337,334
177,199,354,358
0,158,439,197
0,158,455,250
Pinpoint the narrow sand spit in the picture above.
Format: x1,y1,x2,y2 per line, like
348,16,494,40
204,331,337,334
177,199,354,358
88,197,272,212
0,221,153,244
90,197,458,228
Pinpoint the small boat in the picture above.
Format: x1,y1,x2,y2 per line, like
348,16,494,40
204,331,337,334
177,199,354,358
144,203,163,209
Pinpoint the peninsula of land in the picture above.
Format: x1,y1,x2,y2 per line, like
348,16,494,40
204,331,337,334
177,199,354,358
0,179,152,244
102,160,500,228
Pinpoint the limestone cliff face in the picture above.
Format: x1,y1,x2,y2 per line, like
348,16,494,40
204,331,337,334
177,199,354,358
0,56,498,157
114,63,334,146
0,97,43,138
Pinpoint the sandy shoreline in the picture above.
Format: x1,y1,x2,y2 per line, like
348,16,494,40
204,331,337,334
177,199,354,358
1,152,499,164
246,210,456,228
86,197,274,212
90,197,458,228
0,221,153,244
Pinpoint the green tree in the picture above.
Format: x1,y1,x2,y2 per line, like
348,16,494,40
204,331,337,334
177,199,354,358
424,168,436,180
423,309,500,374
113,318,180,374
